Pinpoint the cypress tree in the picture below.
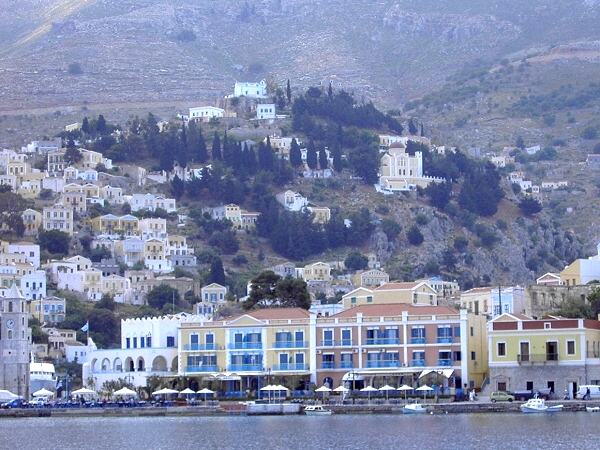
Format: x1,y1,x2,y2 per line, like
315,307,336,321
306,141,318,170
318,147,328,170
81,117,90,135
332,145,343,172
289,138,302,167
286,79,292,104
96,114,107,135
211,132,222,160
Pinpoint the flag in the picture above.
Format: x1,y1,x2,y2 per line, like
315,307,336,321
81,321,89,333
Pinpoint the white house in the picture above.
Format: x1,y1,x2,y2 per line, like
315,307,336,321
83,313,201,388
378,142,444,192
7,242,40,269
20,270,47,300
256,104,276,120
491,286,526,318
21,139,62,154
234,80,267,98
276,190,309,212
189,106,225,122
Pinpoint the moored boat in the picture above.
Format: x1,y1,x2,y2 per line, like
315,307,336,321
402,402,428,414
304,405,333,416
520,397,563,413
586,406,600,412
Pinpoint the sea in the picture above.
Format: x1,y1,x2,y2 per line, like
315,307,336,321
0,413,595,449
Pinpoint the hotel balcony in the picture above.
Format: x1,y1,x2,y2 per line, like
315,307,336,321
410,338,426,344
517,353,559,364
320,340,354,347
321,361,336,369
340,361,354,369
227,342,263,350
184,365,218,373
438,359,453,367
366,360,401,368
273,341,308,349
183,344,221,351
272,363,308,371
411,359,426,367
365,338,401,346
436,337,454,344
227,364,264,372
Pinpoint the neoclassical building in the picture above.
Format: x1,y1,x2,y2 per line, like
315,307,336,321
379,142,444,192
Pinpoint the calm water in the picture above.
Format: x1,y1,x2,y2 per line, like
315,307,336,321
0,413,597,450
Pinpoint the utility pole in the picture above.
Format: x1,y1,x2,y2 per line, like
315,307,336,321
498,285,502,317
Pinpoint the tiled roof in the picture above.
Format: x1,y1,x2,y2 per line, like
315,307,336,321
375,282,419,290
462,287,492,294
333,303,458,318
227,308,311,321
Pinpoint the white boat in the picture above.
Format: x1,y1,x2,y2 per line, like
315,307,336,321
586,406,600,412
402,402,428,414
520,397,563,413
304,405,333,416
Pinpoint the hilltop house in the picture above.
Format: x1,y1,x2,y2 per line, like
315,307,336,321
378,142,444,192
234,80,267,98
189,106,225,122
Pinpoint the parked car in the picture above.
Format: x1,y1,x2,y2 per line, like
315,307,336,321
513,389,551,401
1,398,27,409
490,391,514,403
576,385,600,400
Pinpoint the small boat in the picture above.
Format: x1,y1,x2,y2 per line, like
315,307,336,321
304,405,333,416
520,397,563,413
586,406,600,412
402,402,428,414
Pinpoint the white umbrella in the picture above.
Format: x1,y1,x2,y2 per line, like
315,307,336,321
113,387,137,397
197,387,215,402
397,384,413,402
273,385,289,402
152,388,179,396
32,388,54,397
379,385,396,401
71,388,96,396
315,385,332,402
416,384,434,401
260,385,276,403
0,390,18,402
333,385,349,393
179,388,195,395
360,385,378,402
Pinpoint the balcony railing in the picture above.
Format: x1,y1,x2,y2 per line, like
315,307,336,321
272,363,308,371
320,340,354,347
321,361,336,369
322,339,335,347
185,365,218,373
436,337,453,344
228,342,263,350
183,343,220,351
340,361,354,369
411,359,426,367
227,364,263,372
438,359,453,367
273,341,307,349
366,360,401,368
517,353,559,364
365,338,400,346
410,337,426,344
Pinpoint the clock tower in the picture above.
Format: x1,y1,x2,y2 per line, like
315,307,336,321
0,284,31,398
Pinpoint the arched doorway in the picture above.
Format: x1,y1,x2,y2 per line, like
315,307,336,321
170,357,178,372
152,356,167,372
113,357,123,372
101,358,110,372
136,357,145,372
125,357,134,372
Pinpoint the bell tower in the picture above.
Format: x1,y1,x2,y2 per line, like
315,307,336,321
0,284,31,398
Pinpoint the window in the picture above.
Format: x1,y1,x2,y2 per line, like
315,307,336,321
496,342,507,357
295,330,304,344
166,336,175,348
341,329,351,346
526,381,534,391
471,351,476,361
132,337,137,348
140,337,145,348
147,336,152,347
367,296,373,303
470,327,474,337
351,297,357,305
206,334,214,348
190,334,199,347
323,329,333,346
567,340,576,355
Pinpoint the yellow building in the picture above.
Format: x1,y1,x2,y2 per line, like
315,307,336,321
560,245,600,286
179,308,312,392
302,262,332,282
488,313,600,398
91,214,140,236
21,209,42,236
341,281,438,308
307,206,331,224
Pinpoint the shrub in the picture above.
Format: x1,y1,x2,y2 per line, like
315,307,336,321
415,214,429,225
453,236,469,252
381,219,401,241
519,197,543,216
344,252,369,271
407,225,424,246
582,126,598,140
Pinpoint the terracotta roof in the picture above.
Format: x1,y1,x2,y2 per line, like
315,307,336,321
227,308,311,321
332,303,458,318
375,282,420,290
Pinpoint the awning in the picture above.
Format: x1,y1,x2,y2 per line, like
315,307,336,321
342,372,365,382
419,369,454,379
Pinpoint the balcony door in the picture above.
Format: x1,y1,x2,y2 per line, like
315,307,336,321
546,341,558,361
520,342,530,362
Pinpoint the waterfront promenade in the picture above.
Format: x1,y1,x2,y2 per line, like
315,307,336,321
1,399,599,418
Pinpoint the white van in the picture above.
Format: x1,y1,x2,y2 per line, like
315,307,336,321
576,385,600,400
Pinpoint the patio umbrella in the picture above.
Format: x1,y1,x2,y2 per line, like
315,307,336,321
71,388,96,396
416,385,434,401
152,388,179,396
32,388,54,397
179,388,195,400
260,385,276,403
397,385,413,402
315,385,332,402
379,385,396,401
113,387,137,398
274,385,289,402
197,387,215,402
0,390,18,402
333,385,349,393
360,385,378,402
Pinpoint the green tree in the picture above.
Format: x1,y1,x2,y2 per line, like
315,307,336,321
515,135,525,149
171,175,185,200
381,219,401,241
425,182,452,209
207,257,226,285
347,142,379,184
286,79,292,104
407,225,424,246
146,284,181,310
88,308,120,348
208,230,239,254
211,132,222,160
95,294,116,311
306,141,318,170
518,197,543,216
243,271,311,310
64,147,82,165
81,117,90,135
96,114,107,135
318,147,328,170
332,145,343,172
344,252,369,270
38,230,70,255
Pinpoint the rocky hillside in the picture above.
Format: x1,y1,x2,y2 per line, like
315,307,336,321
2,0,600,110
